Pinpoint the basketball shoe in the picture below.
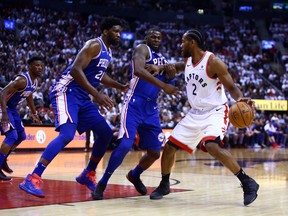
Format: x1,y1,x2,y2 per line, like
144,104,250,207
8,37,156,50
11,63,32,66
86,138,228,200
150,181,170,200
91,182,106,200
19,173,45,198
2,159,13,174
0,169,11,181
126,170,147,195
241,177,259,206
76,169,96,191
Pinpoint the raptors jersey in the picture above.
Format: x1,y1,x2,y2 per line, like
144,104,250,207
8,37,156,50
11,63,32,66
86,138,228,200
6,72,38,108
185,51,227,113
51,37,111,100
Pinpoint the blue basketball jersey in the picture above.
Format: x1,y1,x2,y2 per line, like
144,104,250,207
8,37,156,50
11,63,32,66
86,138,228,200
118,45,173,150
128,45,169,100
50,37,113,133
0,72,37,135
6,72,38,109
51,37,112,100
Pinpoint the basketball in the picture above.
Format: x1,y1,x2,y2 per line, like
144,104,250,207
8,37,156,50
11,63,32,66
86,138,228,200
228,101,254,128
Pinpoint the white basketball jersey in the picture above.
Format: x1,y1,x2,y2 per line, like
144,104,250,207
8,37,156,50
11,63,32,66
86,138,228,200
185,51,227,113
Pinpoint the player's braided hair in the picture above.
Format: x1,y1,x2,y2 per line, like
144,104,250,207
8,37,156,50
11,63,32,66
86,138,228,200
100,16,122,33
185,29,206,50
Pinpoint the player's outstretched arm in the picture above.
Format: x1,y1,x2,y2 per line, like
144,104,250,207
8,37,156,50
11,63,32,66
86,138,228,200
101,73,129,92
146,62,185,77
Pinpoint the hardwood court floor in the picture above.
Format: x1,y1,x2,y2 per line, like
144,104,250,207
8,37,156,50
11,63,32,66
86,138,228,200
0,147,288,216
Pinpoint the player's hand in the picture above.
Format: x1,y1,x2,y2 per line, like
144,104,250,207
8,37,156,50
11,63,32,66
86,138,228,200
163,83,178,95
237,97,256,116
145,64,160,76
93,93,114,111
164,64,176,78
31,113,43,125
0,112,10,128
237,97,255,107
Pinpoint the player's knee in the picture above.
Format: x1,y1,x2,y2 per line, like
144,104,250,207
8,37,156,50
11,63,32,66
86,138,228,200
3,130,18,147
147,150,160,160
119,138,134,153
59,132,74,144
203,136,222,152
17,131,26,143
165,140,179,152
92,122,113,138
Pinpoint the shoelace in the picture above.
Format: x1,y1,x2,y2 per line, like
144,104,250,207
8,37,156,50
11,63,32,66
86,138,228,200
31,176,43,189
241,182,252,193
86,171,96,184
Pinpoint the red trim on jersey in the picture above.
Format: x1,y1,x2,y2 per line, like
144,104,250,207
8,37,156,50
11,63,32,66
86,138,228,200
63,93,73,123
122,63,139,138
192,51,207,68
168,136,193,154
206,53,216,79
184,58,188,65
201,136,224,152
224,103,229,126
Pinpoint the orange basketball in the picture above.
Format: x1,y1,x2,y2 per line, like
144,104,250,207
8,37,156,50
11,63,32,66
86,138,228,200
228,101,254,128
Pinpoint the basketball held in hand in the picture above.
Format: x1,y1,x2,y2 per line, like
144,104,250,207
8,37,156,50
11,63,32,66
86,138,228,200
228,101,254,128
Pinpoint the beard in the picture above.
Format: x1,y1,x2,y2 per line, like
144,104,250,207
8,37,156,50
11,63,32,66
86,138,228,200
182,50,190,58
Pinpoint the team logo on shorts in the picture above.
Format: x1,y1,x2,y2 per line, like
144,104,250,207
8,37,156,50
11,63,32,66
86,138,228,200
158,132,165,142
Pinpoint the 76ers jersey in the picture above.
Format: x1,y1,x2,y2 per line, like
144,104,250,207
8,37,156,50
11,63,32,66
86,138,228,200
51,37,112,100
6,72,38,109
127,45,169,100
185,51,227,112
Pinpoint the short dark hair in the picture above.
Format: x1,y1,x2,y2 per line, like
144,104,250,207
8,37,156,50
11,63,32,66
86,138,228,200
146,28,161,36
185,29,206,49
27,56,44,65
100,16,122,33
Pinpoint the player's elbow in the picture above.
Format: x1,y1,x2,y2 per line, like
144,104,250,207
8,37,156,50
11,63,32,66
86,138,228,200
133,69,145,78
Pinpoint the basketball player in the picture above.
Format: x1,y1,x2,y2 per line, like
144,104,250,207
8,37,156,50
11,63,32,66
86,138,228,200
92,28,177,200
19,17,128,197
0,56,44,181
148,29,259,206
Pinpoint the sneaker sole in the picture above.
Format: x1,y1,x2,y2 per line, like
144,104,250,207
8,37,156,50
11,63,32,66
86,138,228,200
150,190,170,200
19,184,45,198
2,169,13,174
244,184,259,206
0,177,12,181
150,194,163,200
244,194,258,206
91,192,103,200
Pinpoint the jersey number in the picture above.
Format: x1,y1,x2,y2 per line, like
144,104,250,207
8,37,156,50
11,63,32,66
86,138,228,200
192,83,197,95
95,70,104,80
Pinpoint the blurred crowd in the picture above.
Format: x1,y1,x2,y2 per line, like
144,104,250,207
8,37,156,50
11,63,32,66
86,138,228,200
0,5,287,148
